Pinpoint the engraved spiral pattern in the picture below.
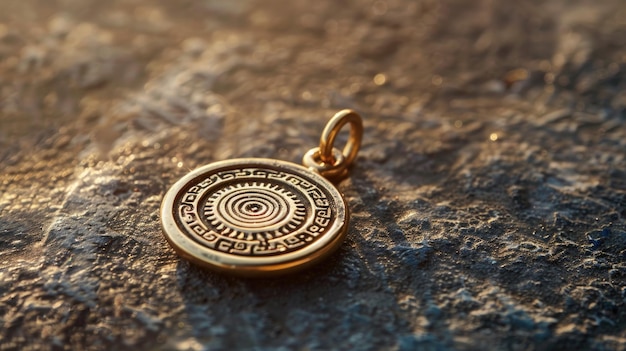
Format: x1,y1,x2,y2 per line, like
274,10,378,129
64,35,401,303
203,182,307,241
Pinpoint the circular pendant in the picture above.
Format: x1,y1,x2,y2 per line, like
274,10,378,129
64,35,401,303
160,158,348,276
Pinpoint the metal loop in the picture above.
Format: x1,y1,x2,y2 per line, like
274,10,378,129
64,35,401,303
318,109,363,167
302,147,347,179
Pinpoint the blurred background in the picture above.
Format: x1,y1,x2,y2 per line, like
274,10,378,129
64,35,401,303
1,0,625,350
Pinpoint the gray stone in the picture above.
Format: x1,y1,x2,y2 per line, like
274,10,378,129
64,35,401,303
1,0,625,350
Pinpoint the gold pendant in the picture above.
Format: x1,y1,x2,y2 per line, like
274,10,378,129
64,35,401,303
160,110,363,277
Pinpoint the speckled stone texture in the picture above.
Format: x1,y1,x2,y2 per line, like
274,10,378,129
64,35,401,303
1,0,625,350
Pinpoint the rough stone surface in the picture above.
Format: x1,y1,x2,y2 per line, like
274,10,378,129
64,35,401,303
1,0,626,350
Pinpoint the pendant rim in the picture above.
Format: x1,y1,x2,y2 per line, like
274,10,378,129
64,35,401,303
160,158,348,277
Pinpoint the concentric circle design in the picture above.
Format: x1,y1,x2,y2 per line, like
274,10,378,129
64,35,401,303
160,158,348,276
204,182,307,240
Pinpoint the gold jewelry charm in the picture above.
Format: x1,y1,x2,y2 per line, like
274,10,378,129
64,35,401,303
160,110,363,276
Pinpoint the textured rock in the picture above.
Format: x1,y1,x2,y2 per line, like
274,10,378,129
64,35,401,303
1,0,625,350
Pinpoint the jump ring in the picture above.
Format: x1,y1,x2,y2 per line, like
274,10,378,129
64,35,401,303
318,109,363,167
